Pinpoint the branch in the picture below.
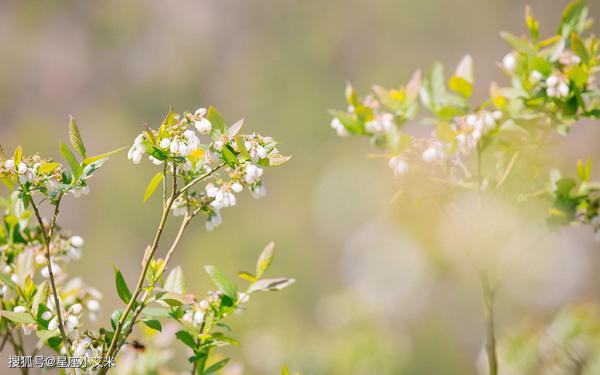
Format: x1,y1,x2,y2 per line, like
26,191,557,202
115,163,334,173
28,193,72,357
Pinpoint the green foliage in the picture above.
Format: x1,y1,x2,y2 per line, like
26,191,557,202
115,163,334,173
114,266,133,304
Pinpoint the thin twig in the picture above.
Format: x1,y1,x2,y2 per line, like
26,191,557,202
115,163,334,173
102,164,223,372
28,193,72,358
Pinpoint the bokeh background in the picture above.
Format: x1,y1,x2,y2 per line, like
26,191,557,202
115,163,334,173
1,0,599,374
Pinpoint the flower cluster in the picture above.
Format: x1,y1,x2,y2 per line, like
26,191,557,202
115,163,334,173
128,106,290,230
0,204,102,351
548,159,600,241
329,0,599,193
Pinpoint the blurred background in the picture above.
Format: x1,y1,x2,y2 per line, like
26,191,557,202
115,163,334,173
0,0,599,374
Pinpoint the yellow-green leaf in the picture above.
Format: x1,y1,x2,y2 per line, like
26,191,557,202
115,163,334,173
38,162,61,175
13,145,22,165
82,146,128,166
144,172,164,203
449,76,473,98
59,142,82,178
69,115,87,158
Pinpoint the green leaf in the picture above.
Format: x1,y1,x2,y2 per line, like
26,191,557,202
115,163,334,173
162,107,177,126
256,242,274,278
238,271,257,283
206,359,230,374
175,330,197,350
114,266,132,304
164,266,186,294
559,0,587,37
59,142,83,178
111,309,123,331
31,281,49,317
69,115,87,158
525,6,539,41
207,106,227,132
0,272,16,290
205,265,237,300
221,144,239,168
38,162,61,175
0,310,36,324
268,154,292,167
144,172,164,203
570,32,589,64
235,136,251,161
247,278,296,294
13,145,22,166
577,158,592,182
142,307,171,318
143,319,162,332
500,31,535,54
159,292,195,306
82,146,128,166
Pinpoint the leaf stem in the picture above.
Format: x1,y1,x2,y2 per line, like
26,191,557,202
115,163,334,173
482,275,498,375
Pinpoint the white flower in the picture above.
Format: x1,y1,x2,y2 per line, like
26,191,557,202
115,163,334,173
41,263,61,278
13,306,27,313
170,140,180,154
365,120,382,133
245,164,263,183
557,82,570,97
256,146,268,159
492,111,503,120
70,235,84,248
388,157,409,176
206,183,219,198
546,75,559,87
149,156,163,165
17,162,27,174
4,159,15,170
131,149,143,164
10,274,18,283
87,300,100,312
502,52,517,72
250,184,266,199
35,253,46,265
48,318,58,331
195,108,207,116
159,138,171,149
42,311,53,321
179,143,191,156
529,70,542,84
422,147,439,162
199,300,210,310
205,211,222,231
502,52,516,72
546,86,557,97
466,114,477,126
330,118,349,137
193,310,204,324
213,140,223,151
195,118,212,134
231,182,243,193
69,303,83,315
66,315,79,328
